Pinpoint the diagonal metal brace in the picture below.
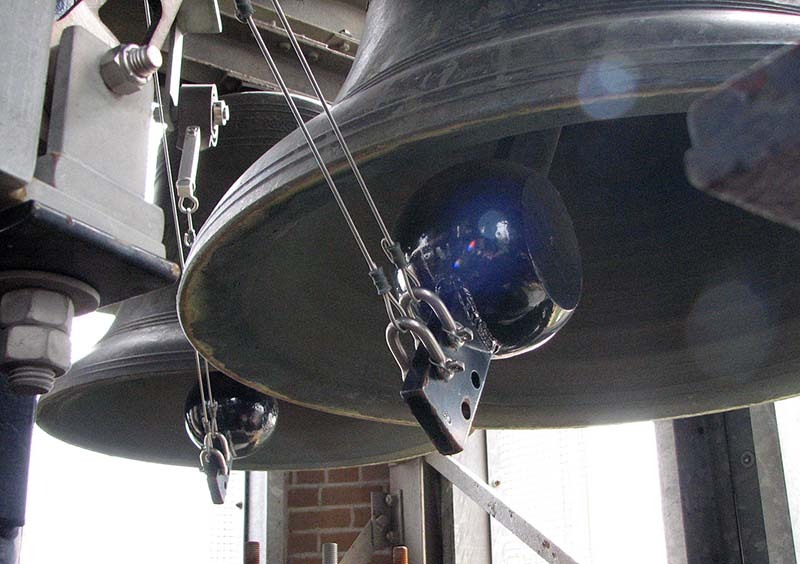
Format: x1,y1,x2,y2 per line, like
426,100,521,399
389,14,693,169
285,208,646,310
425,453,581,564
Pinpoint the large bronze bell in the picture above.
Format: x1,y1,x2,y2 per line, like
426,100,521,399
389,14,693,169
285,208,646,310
35,91,434,468
178,1,800,428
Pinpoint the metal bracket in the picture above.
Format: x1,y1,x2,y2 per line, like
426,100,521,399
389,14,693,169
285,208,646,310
371,492,404,549
177,84,229,150
401,321,491,455
340,492,404,564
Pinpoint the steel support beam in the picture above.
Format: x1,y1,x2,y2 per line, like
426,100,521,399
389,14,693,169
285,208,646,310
440,432,491,564
244,472,268,564
0,0,54,194
656,405,796,564
183,18,348,100
425,453,579,564
265,472,286,564
390,458,444,564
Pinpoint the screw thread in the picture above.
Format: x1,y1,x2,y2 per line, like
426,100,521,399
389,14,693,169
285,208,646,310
322,542,338,564
392,546,409,564
244,541,260,564
127,45,162,78
7,366,56,395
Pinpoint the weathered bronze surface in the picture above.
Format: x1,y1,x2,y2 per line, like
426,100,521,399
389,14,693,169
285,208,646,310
178,1,800,428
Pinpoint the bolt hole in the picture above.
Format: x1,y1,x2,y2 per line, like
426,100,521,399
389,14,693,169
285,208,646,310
471,370,481,389
461,399,471,420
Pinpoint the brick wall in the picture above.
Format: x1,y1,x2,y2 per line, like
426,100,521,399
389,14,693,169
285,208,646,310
286,464,392,564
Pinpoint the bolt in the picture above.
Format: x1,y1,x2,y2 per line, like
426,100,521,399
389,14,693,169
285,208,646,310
384,494,394,507
392,546,409,564
212,99,230,128
127,45,162,78
741,451,755,467
1,288,74,395
100,44,162,95
385,531,400,545
339,29,352,37
278,41,291,53
7,366,56,395
244,541,260,564
491,479,501,488
307,50,320,63
321,543,338,564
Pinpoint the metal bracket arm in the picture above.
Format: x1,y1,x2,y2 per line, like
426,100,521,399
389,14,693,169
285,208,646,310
425,453,581,564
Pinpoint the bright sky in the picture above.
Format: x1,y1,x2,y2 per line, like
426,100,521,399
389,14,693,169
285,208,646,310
21,313,244,564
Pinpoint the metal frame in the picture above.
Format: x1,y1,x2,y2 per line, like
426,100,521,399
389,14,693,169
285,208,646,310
244,472,269,564
379,405,800,564
656,404,796,564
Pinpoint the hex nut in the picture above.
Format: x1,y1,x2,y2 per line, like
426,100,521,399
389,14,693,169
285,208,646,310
0,325,71,376
0,289,74,332
100,45,147,96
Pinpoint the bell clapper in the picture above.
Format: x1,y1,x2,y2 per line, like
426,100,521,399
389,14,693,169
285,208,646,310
234,0,482,454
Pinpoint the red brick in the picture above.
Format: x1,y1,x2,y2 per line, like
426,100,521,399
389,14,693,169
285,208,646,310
286,471,294,484
352,506,372,526
320,531,359,549
288,488,320,507
360,464,390,482
289,508,351,531
327,467,360,483
288,532,318,555
321,485,385,506
295,470,325,484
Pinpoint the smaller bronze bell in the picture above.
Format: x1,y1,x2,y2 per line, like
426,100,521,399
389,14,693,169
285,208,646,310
36,285,435,470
